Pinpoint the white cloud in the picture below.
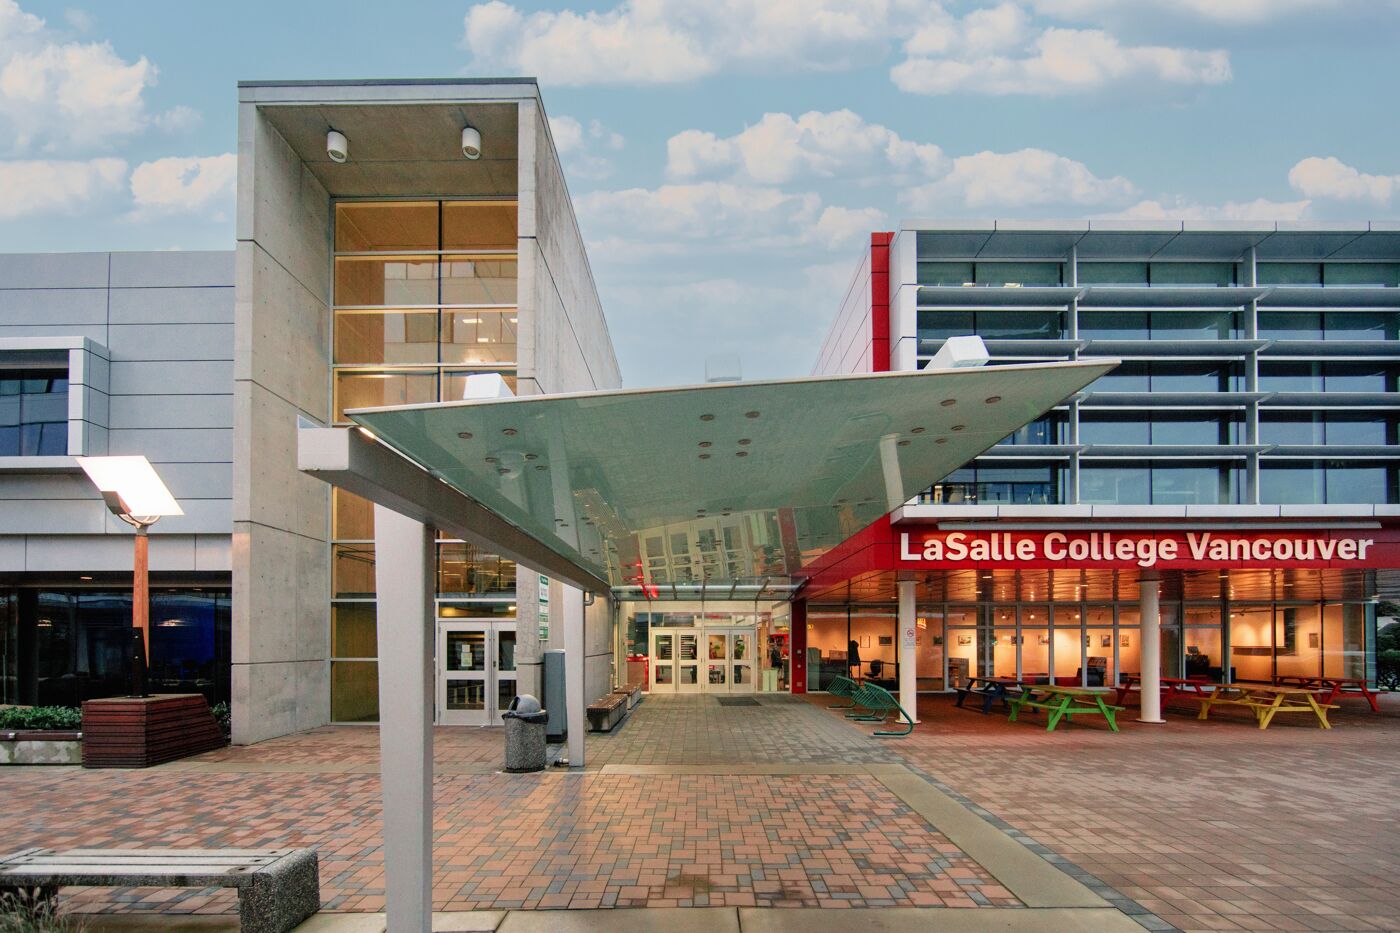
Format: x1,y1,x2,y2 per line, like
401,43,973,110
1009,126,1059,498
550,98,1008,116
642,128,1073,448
1030,0,1366,25
548,114,624,179
893,24,1230,96
812,205,889,250
576,182,823,254
667,110,944,185
1288,156,1398,205
63,8,95,32
904,148,1137,211
463,0,912,85
129,153,236,217
1096,197,1312,222
0,156,124,218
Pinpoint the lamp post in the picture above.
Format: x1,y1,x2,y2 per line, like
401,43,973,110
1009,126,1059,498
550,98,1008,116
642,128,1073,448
76,456,182,698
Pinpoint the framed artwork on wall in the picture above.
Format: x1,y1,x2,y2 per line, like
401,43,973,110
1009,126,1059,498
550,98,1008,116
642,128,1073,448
957,634,973,646
878,635,893,647
1120,634,1131,647
859,635,871,649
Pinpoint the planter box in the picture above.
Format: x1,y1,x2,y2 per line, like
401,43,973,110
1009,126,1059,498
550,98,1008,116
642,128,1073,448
82,694,227,769
0,731,83,765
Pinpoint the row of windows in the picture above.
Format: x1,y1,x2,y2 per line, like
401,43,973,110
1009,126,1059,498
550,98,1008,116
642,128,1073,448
1088,361,1397,394
917,309,1400,342
914,257,1400,288
1001,413,1399,448
925,461,1399,506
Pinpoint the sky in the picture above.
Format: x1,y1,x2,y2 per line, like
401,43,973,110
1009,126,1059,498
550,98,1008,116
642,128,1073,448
2,0,1399,386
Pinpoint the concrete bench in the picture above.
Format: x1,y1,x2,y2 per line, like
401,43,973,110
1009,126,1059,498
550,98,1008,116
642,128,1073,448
0,847,319,933
611,683,643,710
586,693,627,732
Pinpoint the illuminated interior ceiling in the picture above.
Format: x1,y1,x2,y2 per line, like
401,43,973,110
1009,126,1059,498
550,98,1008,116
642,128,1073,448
346,361,1114,593
805,567,1395,605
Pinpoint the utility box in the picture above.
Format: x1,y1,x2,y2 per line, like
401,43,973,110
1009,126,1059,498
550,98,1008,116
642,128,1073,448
542,649,567,743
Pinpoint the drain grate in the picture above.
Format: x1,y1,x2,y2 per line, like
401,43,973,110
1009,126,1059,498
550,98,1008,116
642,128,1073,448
715,697,761,707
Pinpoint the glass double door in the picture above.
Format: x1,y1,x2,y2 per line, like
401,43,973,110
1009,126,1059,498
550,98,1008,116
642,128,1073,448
437,621,517,726
650,627,755,694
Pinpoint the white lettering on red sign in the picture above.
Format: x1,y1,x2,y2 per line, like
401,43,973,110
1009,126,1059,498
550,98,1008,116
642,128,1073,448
899,531,1374,568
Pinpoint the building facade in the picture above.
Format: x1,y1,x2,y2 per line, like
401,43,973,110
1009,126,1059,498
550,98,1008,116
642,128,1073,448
800,222,1400,693
1,79,621,741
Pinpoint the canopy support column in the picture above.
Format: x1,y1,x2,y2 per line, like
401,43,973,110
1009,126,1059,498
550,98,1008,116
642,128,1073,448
373,505,435,931
897,580,919,724
562,584,586,767
1138,572,1165,724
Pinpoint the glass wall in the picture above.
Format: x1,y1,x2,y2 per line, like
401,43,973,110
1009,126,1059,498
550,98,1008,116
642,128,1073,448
0,588,231,707
330,199,520,722
0,370,68,456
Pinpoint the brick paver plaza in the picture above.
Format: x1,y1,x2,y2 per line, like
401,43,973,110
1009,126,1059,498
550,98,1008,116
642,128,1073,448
2,689,1397,931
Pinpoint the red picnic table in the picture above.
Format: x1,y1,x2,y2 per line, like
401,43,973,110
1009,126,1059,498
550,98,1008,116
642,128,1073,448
1273,675,1381,712
1115,674,1218,708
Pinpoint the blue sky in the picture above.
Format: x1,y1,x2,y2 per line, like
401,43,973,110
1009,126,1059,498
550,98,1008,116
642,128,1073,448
3,0,1399,385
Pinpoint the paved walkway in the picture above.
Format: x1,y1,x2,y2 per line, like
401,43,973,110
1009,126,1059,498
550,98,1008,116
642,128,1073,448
2,688,1397,932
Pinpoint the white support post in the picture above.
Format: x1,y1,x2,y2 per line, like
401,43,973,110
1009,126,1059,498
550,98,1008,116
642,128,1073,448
373,505,435,932
562,584,586,767
1138,573,1165,724
897,580,919,724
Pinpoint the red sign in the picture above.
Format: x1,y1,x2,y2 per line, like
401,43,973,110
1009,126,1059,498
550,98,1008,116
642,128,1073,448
896,529,1400,570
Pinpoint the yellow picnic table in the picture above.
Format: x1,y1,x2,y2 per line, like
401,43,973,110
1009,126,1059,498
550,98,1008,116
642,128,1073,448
1194,683,1337,729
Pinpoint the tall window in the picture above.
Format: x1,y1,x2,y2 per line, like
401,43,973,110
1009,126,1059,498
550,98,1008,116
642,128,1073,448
0,370,67,456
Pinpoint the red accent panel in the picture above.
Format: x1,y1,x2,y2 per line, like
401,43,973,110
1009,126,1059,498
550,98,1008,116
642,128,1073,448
789,599,808,694
870,232,893,372
798,516,896,594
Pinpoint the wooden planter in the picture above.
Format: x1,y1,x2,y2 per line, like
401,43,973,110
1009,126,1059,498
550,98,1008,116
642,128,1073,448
81,694,227,769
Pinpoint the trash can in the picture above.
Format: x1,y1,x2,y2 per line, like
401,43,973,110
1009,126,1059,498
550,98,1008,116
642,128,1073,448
501,694,548,773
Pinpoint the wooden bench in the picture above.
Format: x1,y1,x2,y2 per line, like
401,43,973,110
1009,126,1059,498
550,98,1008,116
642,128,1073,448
0,847,319,933
845,683,916,737
611,682,643,711
586,692,627,732
1007,686,1125,732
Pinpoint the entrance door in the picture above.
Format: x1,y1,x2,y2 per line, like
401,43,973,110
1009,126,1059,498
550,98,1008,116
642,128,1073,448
438,622,516,725
704,628,757,693
677,630,702,693
650,630,677,693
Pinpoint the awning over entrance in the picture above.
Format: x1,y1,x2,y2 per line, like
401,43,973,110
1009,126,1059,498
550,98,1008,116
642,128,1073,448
340,361,1115,592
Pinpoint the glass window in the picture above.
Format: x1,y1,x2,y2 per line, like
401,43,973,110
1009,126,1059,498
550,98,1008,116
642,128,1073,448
917,310,975,340
441,370,518,402
807,609,852,690
1324,262,1400,287
1229,606,1274,682
331,603,377,657
1080,466,1149,504
437,543,516,597
1261,413,1323,446
1151,311,1238,340
1324,415,1391,446
1257,262,1321,286
928,462,1062,505
440,310,518,365
974,310,1063,339
335,201,438,252
1274,606,1321,681
1051,605,1081,685
1149,362,1237,392
334,369,437,422
917,261,973,286
1077,262,1147,286
0,370,68,457
333,488,375,541
440,257,518,306
1259,362,1322,393
975,262,1061,287
1324,363,1392,392
1260,463,1324,504
1150,262,1234,286
1325,464,1391,504
1079,311,1148,340
331,660,379,722
1152,465,1234,505
1322,604,1368,680
442,201,517,251
333,309,439,365
1086,361,1149,392
1151,415,1233,446
998,415,1062,445
334,257,438,307
332,544,377,599
1258,312,1323,340
1080,415,1150,446
1323,311,1396,340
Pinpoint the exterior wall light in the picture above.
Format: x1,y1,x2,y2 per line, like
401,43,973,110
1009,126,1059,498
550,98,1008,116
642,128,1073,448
76,455,182,696
462,125,482,159
327,129,350,163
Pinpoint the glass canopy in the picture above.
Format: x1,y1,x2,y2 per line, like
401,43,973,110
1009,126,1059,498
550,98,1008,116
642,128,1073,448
347,361,1115,589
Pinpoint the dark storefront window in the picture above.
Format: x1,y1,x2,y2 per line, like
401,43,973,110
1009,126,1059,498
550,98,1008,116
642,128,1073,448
0,370,68,456
0,588,231,707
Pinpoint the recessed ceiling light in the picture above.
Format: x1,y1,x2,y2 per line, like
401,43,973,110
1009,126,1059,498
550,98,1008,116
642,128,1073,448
935,438,947,444
985,395,1002,404
951,424,966,432
897,440,910,447
497,467,510,475
699,453,711,460
698,441,712,448
940,399,956,407
534,465,547,471
737,438,751,446
79,575,93,581
735,451,748,457
502,428,517,436
910,427,925,434
523,453,537,461
457,431,473,439
745,411,760,418
700,413,715,421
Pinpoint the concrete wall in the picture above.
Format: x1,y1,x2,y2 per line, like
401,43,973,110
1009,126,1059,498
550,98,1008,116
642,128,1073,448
231,102,333,743
0,251,233,574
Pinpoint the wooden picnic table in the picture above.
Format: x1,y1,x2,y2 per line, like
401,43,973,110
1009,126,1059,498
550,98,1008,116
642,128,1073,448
1272,675,1381,712
1114,675,1217,707
954,676,1023,714
1194,684,1337,729
1006,684,1124,732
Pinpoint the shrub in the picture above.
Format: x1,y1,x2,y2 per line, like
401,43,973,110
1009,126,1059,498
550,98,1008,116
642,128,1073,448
1378,650,1400,692
0,891,85,931
0,707,81,731
211,701,231,735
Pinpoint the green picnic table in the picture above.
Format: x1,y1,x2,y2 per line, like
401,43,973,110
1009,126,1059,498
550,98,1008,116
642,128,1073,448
1006,684,1124,732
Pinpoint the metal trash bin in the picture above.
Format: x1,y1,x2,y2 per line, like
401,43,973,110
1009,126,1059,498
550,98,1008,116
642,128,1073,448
501,694,549,773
